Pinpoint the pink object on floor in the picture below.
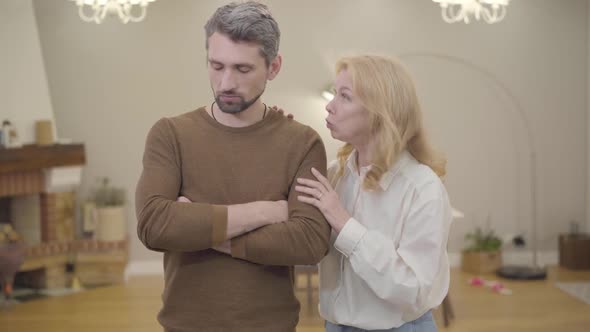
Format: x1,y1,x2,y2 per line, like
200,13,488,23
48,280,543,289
469,277,485,286
468,276,512,295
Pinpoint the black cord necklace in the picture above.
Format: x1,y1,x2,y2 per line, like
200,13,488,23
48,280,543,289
210,102,267,122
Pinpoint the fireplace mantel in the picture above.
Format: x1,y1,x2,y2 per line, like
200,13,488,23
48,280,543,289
0,144,86,174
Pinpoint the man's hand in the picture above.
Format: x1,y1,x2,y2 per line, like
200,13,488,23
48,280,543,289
177,196,288,242
177,196,232,254
178,196,287,225
177,196,191,203
258,200,289,225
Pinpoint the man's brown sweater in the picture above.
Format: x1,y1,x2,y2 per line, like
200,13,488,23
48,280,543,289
135,107,331,331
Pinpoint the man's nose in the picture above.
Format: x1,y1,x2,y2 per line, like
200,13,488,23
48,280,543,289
219,70,238,92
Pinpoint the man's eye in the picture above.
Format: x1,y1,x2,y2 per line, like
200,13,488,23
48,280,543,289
237,66,251,73
210,63,223,70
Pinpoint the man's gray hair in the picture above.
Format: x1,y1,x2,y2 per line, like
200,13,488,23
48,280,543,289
204,1,280,66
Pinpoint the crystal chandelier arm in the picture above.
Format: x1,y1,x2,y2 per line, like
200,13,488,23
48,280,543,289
434,0,509,24
71,0,155,24
481,4,505,23
97,2,110,24
498,6,507,21
77,4,99,23
118,3,131,24
442,5,466,24
127,5,148,23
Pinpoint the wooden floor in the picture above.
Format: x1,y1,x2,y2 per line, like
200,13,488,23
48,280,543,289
0,266,589,332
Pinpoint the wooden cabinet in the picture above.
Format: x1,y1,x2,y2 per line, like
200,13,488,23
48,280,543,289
559,233,590,270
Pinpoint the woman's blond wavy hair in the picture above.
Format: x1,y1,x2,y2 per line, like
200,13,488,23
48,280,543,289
332,55,446,190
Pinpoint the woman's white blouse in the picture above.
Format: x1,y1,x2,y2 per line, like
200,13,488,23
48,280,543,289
319,150,453,330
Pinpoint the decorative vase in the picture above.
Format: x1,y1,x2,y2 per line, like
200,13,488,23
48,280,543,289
95,206,127,242
461,250,502,274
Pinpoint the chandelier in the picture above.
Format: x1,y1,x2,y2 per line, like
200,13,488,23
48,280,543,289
432,0,510,24
71,0,157,24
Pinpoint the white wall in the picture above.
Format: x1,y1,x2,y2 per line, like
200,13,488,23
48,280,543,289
32,0,588,262
0,0,55,144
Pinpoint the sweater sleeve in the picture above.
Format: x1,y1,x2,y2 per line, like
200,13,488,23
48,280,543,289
230,131,331,266
135,118,228,252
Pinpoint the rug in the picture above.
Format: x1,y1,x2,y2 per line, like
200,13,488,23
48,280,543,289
555,282,590,304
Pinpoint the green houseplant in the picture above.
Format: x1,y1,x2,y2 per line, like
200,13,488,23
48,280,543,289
90,177,125,207
461,227,503,274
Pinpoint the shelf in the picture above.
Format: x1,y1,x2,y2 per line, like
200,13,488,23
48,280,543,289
0,144,86,174
20,254,69,272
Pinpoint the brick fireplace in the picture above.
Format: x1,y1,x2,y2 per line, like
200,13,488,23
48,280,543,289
0,144,128,289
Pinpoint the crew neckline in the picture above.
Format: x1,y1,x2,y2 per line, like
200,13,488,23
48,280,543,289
197,106,277,133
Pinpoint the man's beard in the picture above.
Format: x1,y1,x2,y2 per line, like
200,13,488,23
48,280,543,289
215,88,265,114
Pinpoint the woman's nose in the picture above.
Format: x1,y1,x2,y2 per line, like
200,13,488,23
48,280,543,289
325,100,334,114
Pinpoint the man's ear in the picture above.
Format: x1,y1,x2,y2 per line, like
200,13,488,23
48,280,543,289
267,54,282,81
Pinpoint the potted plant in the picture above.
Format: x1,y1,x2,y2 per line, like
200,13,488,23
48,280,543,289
461,227,503,274
86,177,127,241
